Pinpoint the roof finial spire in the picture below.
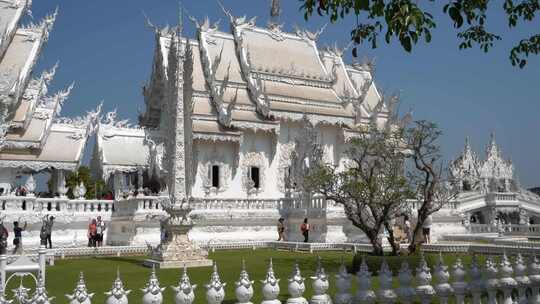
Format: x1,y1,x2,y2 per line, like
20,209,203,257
270,0,281,24
177,1,184,36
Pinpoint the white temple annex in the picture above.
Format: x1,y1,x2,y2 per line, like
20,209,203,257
0,1,539,249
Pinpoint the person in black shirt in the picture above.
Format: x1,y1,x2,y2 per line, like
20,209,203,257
12,221,27,254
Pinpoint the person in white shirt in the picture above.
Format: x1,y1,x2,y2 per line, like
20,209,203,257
404,215,412,242
96,216,106,247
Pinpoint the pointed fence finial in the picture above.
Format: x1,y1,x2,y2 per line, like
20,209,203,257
334,257,352,304
499,253,518,304
355,256,375,304
205,262,226,304
310,257,330,304
261,258,280,304
172,264,196,304
377,259,397,304
105,268,131,304
396,261,415,304
66,272,95,304
287,262,307,304
434,254,453,304
515,254,529,304
529,256,540,304
415,253,435,304
235,259,254,304
141,265,165,304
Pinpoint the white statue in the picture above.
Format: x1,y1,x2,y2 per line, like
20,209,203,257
235,260,254,304
25,174,36,196
172,265,196,304
286,263,307,304
261,258,281,304
66,272,94,304
141,266,165,304
205,262,226,304
29,273,55,304
78,182,86,199
105,269,131,304
310,257,331,304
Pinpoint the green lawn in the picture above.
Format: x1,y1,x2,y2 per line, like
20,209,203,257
5,249,491,304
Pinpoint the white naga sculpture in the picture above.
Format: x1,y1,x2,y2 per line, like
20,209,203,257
104,270,131,304
66,272,94,304
261,259,280,304
235,260,254,304
205,262,226,304
172,265,197,304
286,263,307,304
141,266,165,304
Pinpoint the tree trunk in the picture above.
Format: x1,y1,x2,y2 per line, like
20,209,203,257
408,216,425,254
384,222,400,255
367,230,384,256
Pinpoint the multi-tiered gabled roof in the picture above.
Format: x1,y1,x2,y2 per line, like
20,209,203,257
140,7,388,136
0,0,95,172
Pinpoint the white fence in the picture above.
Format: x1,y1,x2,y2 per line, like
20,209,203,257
2,253,540,304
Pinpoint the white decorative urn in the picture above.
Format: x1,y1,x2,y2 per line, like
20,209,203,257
105,269,131,304
172,265,197,304
261,258,280,304
205,262,226,304
310,257,331,304
235,259,254,304
66,272,95,304
286,263,307,304
141,266,165,304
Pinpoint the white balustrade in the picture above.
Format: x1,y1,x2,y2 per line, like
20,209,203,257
2,253,540,303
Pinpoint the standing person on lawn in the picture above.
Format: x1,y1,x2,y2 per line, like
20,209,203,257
300,218,310,243
96,216,106,247
88,218,97,247
12,220,27,254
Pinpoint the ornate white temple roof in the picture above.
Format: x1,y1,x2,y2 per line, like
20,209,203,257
140,8,388,133
0,122,92,171
0,2,96,173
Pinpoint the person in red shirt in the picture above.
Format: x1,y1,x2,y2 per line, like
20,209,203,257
300,218,310,243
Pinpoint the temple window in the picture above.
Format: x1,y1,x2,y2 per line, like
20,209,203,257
463,181,471,191
250,166,260,189
211,165,220,188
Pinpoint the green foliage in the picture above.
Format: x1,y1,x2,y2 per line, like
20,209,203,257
299,0,540,67
48,166,109,199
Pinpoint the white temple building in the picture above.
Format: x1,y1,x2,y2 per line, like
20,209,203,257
0,2,539,248
447,135,540,234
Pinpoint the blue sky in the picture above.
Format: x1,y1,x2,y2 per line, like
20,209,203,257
29,1,539,187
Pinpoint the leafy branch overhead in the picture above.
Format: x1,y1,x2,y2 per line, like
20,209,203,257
299,0,540,67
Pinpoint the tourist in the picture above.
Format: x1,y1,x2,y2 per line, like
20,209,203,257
277,218,285,241
87,219,97,247
0,221,8,255
39,216,48,247
423,214,433,244
404,215,411,242
12,220,27,254
96,216,106,247
300,218,310,243
45,216,54,249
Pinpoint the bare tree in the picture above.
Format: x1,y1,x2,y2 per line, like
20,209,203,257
405,120,458,253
